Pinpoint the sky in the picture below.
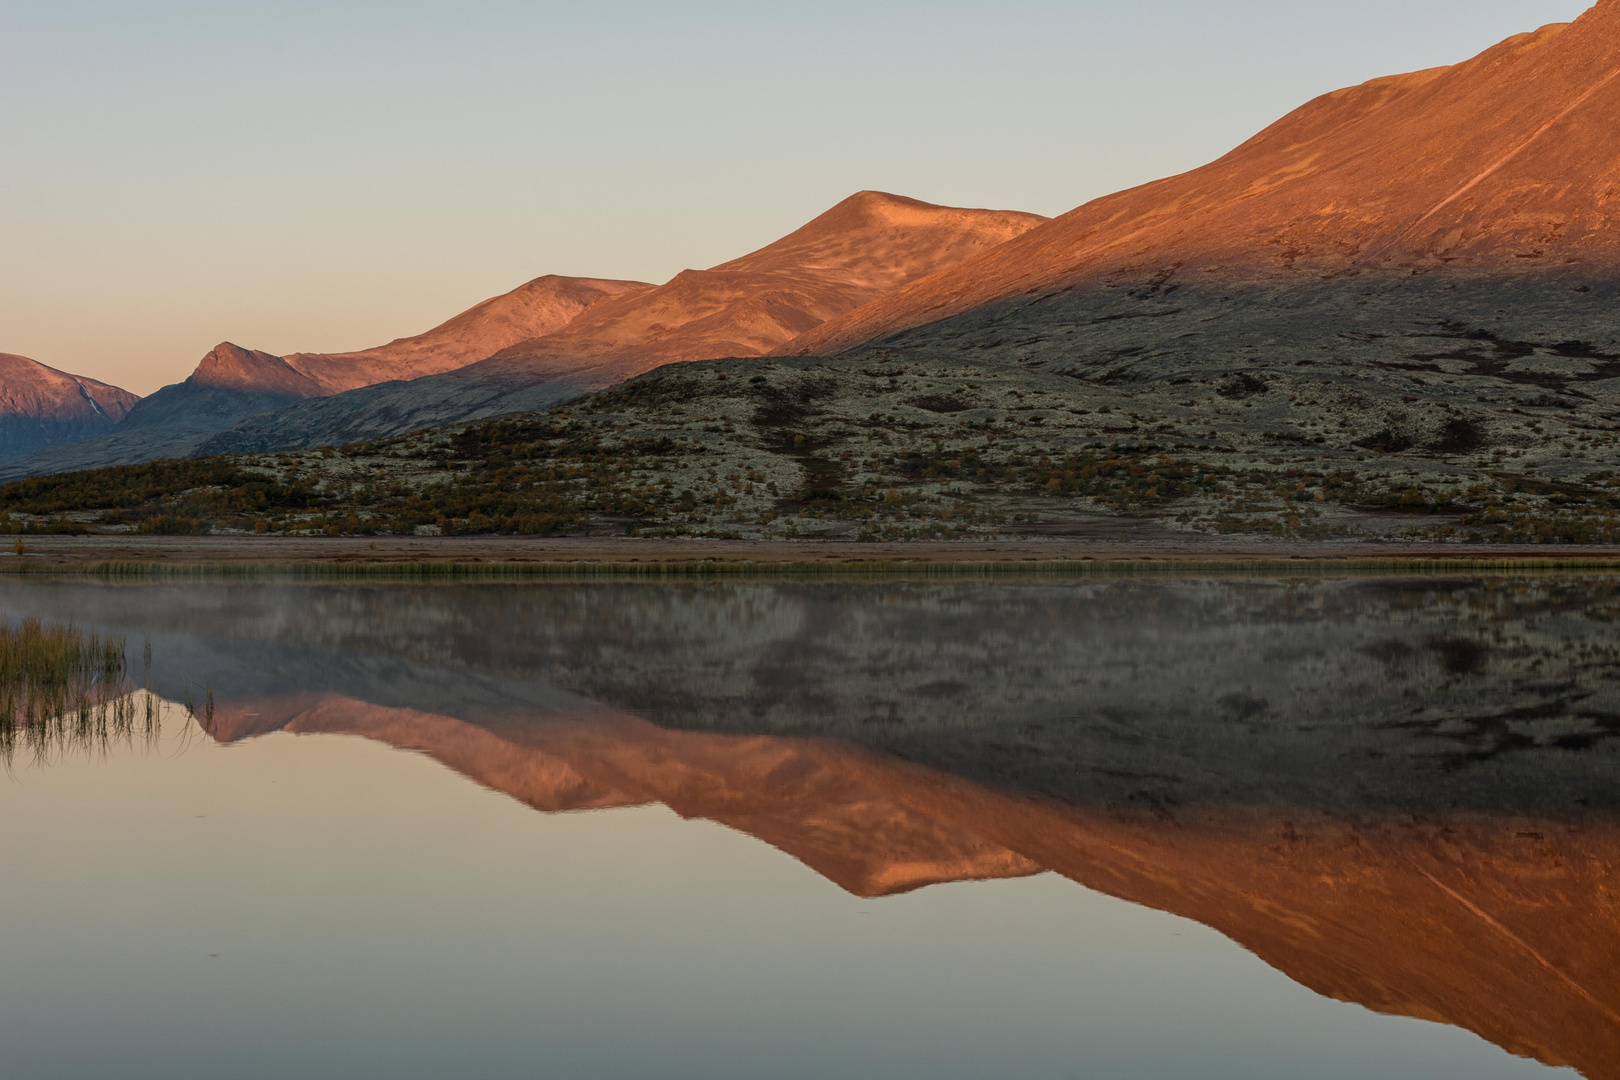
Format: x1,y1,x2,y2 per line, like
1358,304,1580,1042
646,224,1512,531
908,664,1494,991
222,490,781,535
0,1,1595,395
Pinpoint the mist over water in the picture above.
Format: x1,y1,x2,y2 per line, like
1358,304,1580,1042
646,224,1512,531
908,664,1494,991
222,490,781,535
1,575,1610,1079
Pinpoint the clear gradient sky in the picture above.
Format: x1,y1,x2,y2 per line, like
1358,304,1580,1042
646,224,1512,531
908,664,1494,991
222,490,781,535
0,1,1594,395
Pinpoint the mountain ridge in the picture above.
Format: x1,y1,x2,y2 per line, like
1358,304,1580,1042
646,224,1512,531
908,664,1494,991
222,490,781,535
13,5,1620,500
275,274,654,395
0,276,654,479
195,191,1047,455
782,4,1620,356
0,352,139,463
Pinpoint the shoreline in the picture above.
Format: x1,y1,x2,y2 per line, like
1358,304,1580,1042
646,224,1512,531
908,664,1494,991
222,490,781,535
6,534,1620,578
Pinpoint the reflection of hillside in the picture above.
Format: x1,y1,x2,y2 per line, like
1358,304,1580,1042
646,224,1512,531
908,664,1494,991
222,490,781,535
26,577,1620,813
206,694,1620,1080
206,695,1039,896
9,575,1619,1072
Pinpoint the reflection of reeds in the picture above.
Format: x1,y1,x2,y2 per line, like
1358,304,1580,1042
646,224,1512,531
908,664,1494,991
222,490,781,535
0,618,150,765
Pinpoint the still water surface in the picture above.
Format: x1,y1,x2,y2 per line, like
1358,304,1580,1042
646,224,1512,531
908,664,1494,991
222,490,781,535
2,576,1614,1079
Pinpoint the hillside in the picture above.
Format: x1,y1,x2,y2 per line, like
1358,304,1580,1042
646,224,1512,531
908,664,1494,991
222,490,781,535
13,7,1620,522
190,4,1620,472
7,343,1620,544
785,2,1620,356
0,277,651,480
194,192,1046,454
0,353,139,463
275,274,655,395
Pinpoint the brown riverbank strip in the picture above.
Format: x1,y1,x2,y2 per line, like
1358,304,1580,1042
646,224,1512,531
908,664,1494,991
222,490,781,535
4,534,1620,578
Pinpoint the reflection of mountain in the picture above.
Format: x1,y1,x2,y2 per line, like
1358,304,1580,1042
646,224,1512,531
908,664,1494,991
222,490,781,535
36,576,1617,814
206,694,1039,896
7,576,1618,1074
202,691,1620,1080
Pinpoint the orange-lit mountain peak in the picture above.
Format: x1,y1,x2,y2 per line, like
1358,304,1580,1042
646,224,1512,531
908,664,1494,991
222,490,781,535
781,1,1620,356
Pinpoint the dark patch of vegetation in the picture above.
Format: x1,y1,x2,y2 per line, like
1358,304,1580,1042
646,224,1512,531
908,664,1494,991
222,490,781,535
0,413,695,537
0,458,318,535
1429,637,1489,676
750,375,838,429
793,442,1231,522
1263,429,1316,445
139,515,207,535
1217,373,1269,399
3,517,88,536
4,350,1618,545
1411,326,1620,386
1356,428,1417,453
1429,417,1486,455
385,416,692,535
910,395,970,413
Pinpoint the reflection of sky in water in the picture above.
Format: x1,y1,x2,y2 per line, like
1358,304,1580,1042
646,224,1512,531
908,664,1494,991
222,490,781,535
3,577,1616,1079
0,726,1565,1080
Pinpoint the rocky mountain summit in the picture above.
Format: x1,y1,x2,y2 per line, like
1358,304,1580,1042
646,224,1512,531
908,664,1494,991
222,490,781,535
0,352,138,463
274,274,655,395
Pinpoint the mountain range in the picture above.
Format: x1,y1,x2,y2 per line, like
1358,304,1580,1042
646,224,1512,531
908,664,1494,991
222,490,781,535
0,193,1042,479
784,4,1620,356
197,191,1043,456
5,1,1620,510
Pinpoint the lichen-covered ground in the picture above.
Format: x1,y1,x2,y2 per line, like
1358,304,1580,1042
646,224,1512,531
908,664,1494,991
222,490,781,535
9,341,1618,543
283,348,1620,541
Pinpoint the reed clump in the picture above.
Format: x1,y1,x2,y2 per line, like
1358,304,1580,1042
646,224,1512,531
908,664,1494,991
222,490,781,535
0,618,149,764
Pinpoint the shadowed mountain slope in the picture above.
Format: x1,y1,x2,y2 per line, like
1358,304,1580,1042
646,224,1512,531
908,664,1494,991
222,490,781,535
0,343,335,479
0,278,650,480
783,2,1620,356
197,192,1046,454
0,352,139,464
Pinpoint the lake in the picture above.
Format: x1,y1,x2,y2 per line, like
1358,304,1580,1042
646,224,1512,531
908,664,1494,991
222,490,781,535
2,575,1614,1079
